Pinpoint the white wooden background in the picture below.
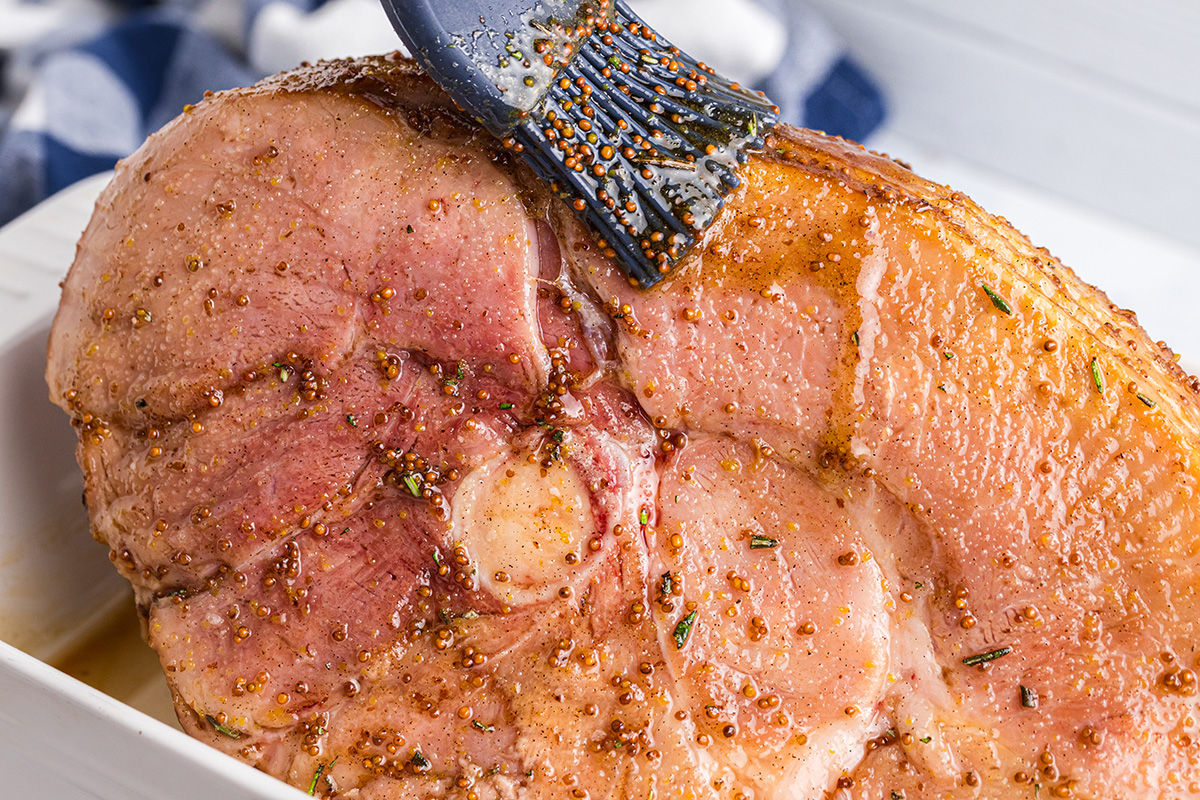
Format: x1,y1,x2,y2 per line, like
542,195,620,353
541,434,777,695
806,0,1200,249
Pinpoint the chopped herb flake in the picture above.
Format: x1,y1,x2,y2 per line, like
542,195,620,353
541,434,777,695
432,549,442,566
748,117,758,137
749,535,778,549
981,283,1013,315
410,751,430,769
279,366,290,381
1137,392,1156,408
550,428,564,444
1090,358,1104,393
919,736,931,744
962,645,1013,666
406,225,414,233
346,414,357,427
660,571,674,597
937,384,947,393
308,757,337,795
472,720,495,732
943,351,955,360
851,330,860,347
673,610,698,649
205,714,242,739
499,402,513,410
1020,684,1038,708
402,472,421,497
640,508,649,525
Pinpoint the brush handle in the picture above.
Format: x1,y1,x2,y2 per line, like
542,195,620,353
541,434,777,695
380,0,603,135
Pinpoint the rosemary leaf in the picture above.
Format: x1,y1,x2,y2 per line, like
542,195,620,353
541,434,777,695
962,646,1013,667
673,610,698,650
981,283,1013,315
307,757,337,796
205,714,242,739
1090,358,1104,394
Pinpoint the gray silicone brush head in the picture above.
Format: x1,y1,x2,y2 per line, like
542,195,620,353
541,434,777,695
381,0,778,286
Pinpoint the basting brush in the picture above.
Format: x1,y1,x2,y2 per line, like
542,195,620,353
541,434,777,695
379,0,778,287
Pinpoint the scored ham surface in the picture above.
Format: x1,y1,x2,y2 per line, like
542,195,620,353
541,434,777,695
46,55,1200,799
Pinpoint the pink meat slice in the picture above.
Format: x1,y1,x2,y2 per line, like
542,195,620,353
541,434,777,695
47,55,1200,798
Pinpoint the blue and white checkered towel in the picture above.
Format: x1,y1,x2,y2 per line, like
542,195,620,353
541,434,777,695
0,0,884,225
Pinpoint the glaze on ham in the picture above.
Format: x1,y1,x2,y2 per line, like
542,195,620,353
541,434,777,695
47,55,1200,799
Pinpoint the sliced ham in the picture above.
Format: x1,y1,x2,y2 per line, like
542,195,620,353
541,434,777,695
47,55,1200,798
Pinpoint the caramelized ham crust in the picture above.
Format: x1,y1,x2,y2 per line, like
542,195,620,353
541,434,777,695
47,55,1200,799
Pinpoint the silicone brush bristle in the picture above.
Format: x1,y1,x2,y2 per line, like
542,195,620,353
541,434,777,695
504,0,778,287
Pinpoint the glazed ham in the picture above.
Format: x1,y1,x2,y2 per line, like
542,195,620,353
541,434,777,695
47,55,1200,799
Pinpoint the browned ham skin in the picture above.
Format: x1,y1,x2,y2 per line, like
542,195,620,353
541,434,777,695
47,54,1200,799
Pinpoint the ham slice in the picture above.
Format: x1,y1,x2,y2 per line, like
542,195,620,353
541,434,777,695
47,55,1200,798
